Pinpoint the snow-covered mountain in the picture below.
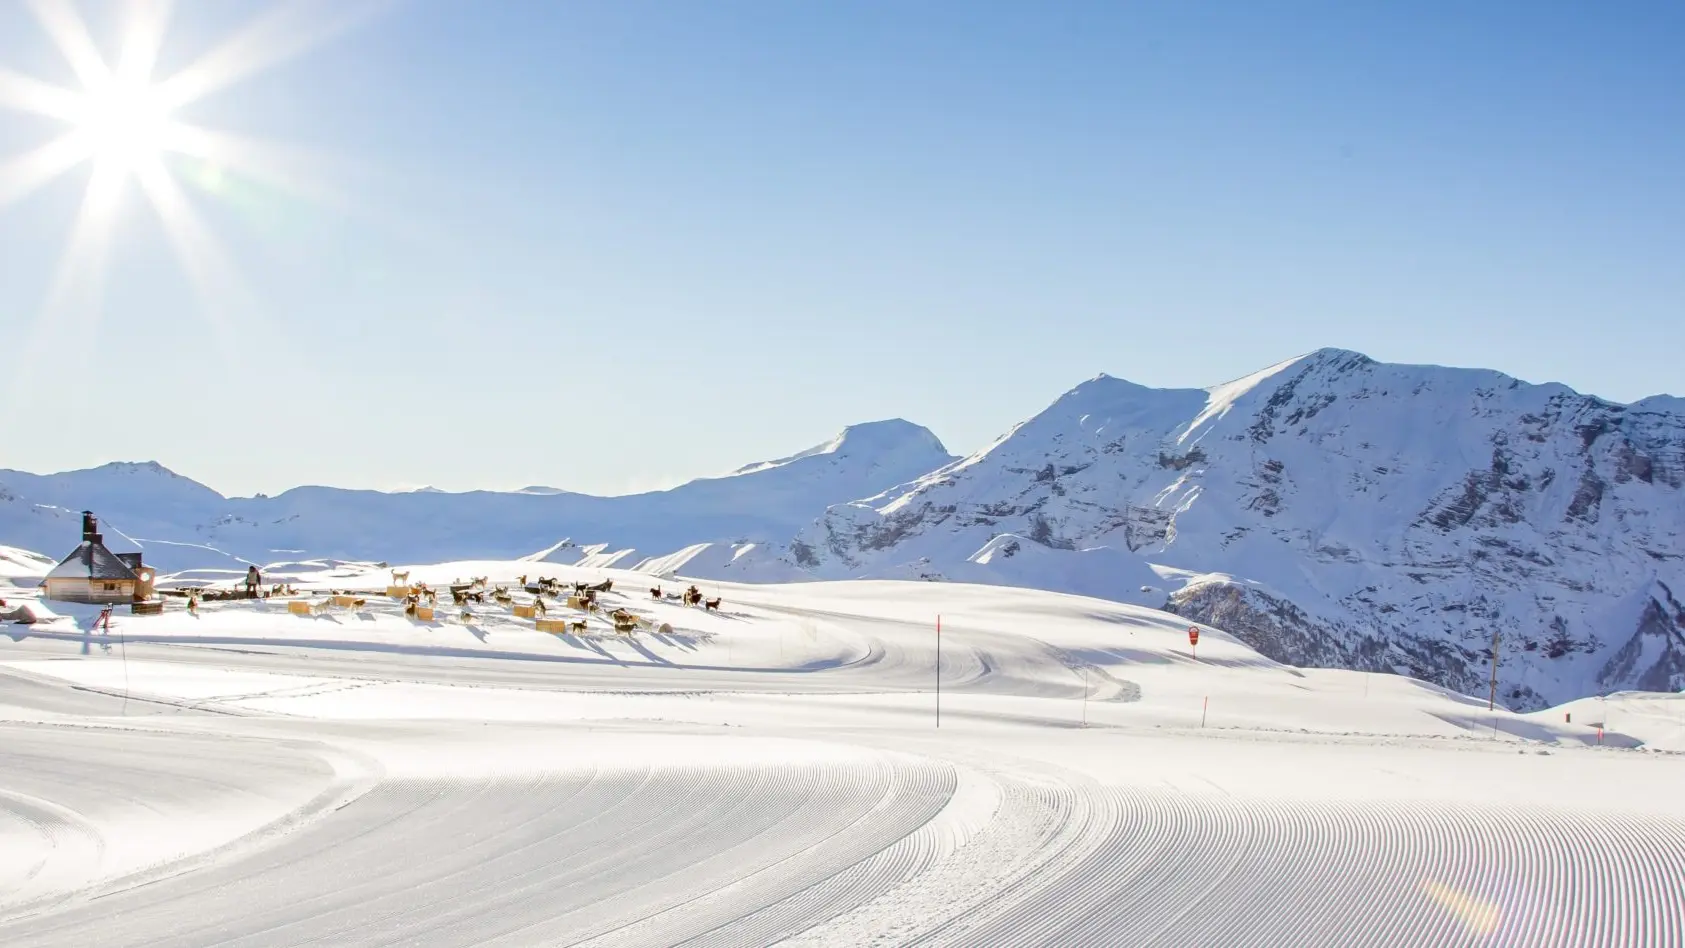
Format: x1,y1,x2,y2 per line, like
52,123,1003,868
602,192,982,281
0,420,956,573
781,349,1685,709
6,351,1682,708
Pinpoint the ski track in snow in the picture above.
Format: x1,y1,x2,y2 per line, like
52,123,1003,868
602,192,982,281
922,789,1685,947
0,736,960,947
2,562,1684,946
9,729,1679,947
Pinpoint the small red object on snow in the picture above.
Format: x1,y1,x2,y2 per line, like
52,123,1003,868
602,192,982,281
1188,626,1200,647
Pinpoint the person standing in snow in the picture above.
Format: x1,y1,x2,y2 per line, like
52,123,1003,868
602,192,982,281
246,565,262,599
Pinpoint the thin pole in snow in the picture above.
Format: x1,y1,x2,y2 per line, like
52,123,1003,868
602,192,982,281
1487,627,1502,740
1201,695,1208,728
1487,627,1501,711
935,614,941,728
99,608,127,716
115,611,127,716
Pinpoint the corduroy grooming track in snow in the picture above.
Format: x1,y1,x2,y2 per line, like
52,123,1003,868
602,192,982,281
1,556,1682,946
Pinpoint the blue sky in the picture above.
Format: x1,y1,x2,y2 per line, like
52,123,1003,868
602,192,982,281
1,0,1680,497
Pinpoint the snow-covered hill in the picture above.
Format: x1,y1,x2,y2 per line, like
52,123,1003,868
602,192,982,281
0,420,955,574
781,349,1685,710
6,557,1682,944
6,352,1682,709
0,545,54,582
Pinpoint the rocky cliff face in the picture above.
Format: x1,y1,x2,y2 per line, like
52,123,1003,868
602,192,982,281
783,349,1685,709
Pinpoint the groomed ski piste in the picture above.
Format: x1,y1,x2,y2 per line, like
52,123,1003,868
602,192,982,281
2,558,1683,947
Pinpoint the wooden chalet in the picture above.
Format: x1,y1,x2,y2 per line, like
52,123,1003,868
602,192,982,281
41,512,156,605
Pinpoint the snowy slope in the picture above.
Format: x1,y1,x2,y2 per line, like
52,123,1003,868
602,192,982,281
0,463,261,573
0,545,54,582
7,353,1682,710
0,420,955,573
3,557,1683,945
782,349,1685,709
1531,692,1685,752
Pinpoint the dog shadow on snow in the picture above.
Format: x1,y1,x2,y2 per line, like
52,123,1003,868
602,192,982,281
543,632,623,665
650,631,701,653
624,637,675,666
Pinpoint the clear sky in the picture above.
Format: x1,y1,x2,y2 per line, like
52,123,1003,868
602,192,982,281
2,0,1680,498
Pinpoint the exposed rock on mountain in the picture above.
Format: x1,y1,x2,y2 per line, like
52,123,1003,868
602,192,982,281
5,349,1680,709
784,349,1685,709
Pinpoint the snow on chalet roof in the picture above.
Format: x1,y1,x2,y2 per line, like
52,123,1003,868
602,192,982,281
44,540,140,582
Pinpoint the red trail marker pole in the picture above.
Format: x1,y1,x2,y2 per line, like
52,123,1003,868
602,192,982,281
1188,625,1200,660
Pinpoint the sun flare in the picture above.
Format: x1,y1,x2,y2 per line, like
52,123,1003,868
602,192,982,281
0,0,387,369
72,73,175,175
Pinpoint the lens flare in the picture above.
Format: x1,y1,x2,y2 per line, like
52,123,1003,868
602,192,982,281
0,0,390,399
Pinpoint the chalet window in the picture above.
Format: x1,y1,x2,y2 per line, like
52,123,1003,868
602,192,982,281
103,583,116,591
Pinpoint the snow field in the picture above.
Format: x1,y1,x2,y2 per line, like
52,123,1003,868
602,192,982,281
1539,691,1685,752
0,731,967,947
2,557,1683,945
0,717,367,923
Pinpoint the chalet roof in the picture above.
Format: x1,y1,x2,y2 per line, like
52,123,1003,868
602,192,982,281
44,540,140,582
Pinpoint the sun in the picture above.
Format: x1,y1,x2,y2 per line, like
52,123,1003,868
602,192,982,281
0,0,389,398
72,72,175,176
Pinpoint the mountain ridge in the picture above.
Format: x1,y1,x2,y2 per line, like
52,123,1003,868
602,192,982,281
4,349,1681,709
777,347,1685,709
0,420,958,572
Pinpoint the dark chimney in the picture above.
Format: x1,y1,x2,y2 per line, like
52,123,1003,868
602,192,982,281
82,511,101,545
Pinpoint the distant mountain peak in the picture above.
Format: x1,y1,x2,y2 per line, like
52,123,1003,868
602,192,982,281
1632,394,1685,414
33,460,225,500
1303,346,1375,366
728,419,952,477
98,460,179,477
1060,350,1377,412
1019,374,1206,442
829,419,947,456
